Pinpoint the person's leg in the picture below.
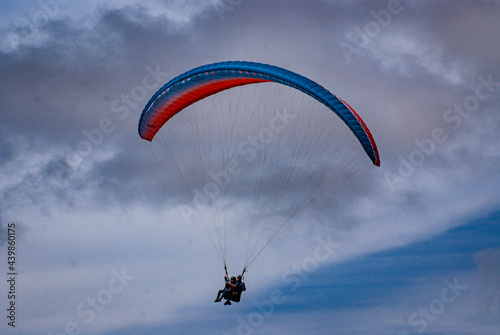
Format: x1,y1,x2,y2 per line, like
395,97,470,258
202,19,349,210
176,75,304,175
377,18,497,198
214,289,225,302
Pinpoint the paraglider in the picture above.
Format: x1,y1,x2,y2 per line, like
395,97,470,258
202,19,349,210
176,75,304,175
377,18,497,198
214,275,246,305
139,61,379,303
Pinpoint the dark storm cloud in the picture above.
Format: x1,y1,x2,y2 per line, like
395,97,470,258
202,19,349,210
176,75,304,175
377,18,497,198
421,1,500,72
0,7,201,213
1,0,498,221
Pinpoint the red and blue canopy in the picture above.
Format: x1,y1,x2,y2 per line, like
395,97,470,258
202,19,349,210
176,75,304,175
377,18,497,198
139,61,380,166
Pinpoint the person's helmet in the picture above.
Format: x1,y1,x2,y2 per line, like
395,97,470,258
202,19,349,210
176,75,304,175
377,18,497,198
231,276,236,282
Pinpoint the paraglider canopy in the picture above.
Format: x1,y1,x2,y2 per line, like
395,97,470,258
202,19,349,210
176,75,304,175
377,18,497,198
139,61,379,166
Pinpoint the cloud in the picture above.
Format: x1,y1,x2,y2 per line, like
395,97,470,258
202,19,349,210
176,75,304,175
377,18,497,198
0,1,499,334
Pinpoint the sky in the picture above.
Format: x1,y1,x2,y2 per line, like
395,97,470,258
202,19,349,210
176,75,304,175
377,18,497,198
0,0,499,334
